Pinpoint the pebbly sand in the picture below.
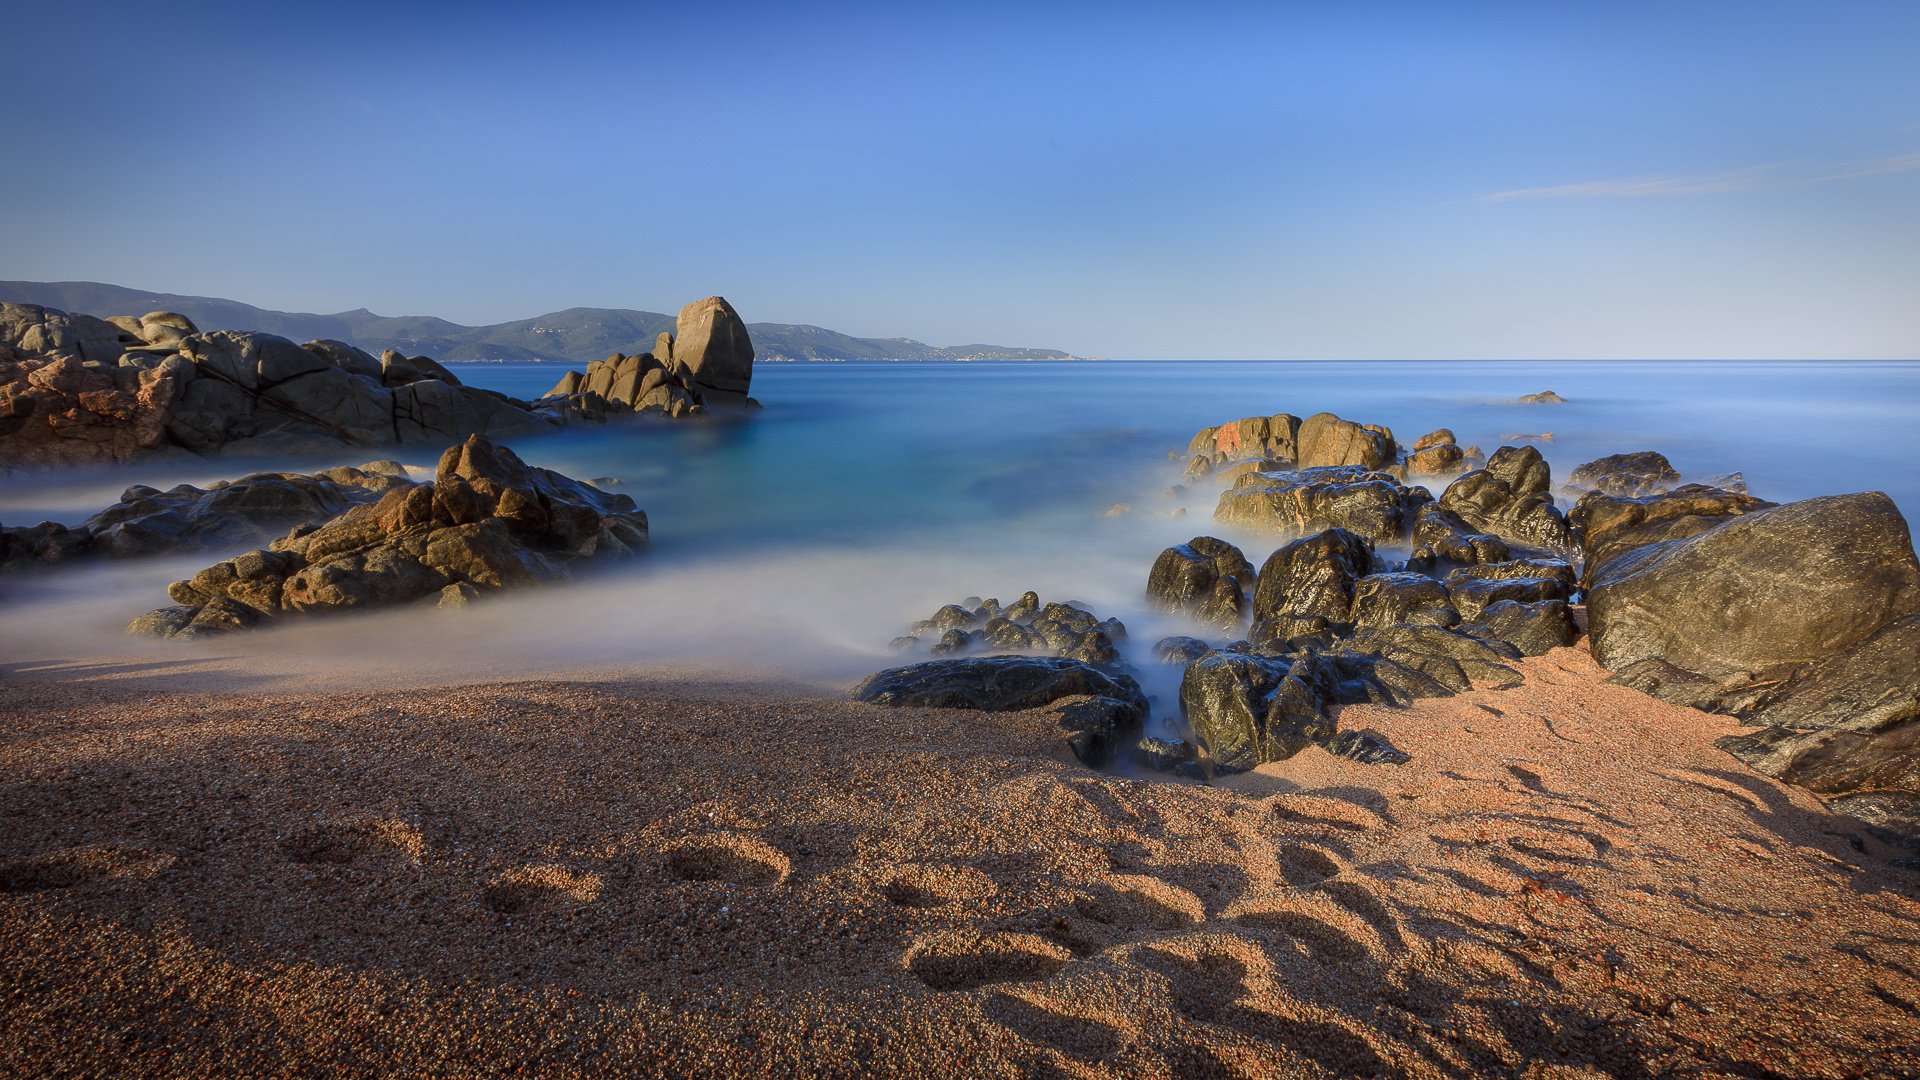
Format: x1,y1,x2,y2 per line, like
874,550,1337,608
3,620,1919,1079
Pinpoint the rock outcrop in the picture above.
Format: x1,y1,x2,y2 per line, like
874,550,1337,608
1145,537,1255,632
126,436,648,638
847,656,1149,767
1214,466,1430,545
887,593,1128,669
1560,451,1681,499
1,296,757,470
3,461,412,572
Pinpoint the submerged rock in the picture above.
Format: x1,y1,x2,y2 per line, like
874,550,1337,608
1560,451,1681,499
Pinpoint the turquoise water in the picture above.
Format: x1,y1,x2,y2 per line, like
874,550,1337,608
2,359,1915,704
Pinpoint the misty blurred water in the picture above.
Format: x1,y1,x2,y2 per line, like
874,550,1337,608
1,359,1915,721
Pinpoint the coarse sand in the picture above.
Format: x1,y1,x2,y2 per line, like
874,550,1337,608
2,627,1918,1079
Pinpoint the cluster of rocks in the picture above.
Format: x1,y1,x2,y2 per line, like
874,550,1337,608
888,594,1129,669
1181,412,1484,491
533,298,758,423
1140,528,1578,774
127,436,648,639
1,462,414,574
0,296,757,470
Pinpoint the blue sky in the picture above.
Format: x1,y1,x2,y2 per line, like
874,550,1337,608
3,1,1916,358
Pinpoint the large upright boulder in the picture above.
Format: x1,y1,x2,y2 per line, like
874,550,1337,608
1146,537,1254,630
673,297,754,407
1587,493,1920,682
1295,413,1393,469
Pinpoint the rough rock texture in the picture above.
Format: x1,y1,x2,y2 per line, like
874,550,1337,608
1587,492,1920,682
1442,558,1576,621
0,304,555,467
1602,659,1772,715
846,656,1149,767
1569,484,1778,587
1339,624,1525,692
671,297,755,407
1214,466,1427,545
1405,442,1466,480
126,436,647,637
1191,414,1301,464
1152,636,1212,665
1436,446,1574,556
1561,451,1682,499
1145,537,1254,630
1249,528,1381,636
1739,615,1920,734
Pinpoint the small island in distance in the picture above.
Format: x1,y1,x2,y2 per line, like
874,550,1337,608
0,280,1097,366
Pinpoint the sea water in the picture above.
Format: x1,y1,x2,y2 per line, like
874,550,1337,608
2,360,1915,717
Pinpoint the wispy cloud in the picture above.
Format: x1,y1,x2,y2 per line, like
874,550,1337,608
1482,152,1920,202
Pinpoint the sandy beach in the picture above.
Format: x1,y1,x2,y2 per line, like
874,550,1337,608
3,620,1917,1079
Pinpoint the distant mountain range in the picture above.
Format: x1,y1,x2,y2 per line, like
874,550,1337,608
0,281,1082,365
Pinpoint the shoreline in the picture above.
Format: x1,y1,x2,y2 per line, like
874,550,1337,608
4,636,1917,1078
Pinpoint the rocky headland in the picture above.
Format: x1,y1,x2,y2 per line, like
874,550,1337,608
0,296,757,471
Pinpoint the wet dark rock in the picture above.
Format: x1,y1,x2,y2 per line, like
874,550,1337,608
1179,649,1338,770
1349,572,1457,633
1250,528,1380,632
929,628,972,656
1409,505,1512,568
888,636,920,653
1561,451,1681,499
1130,736,1199,773
1739,614,1920,734
1436,446,1573,556
1323,651,1455,705
1714,721,1920,800
1214,466,1423,545
1824,791,1920,845
930,604,980,631
848,656,1149,767
1569,484,1779,587
981,618,1041,649
1587,492,1920,683
1444,564,1574,622
1146,536,1254,630
1341,624,1524,691
1153,636,1212,665
1322,731,1412,766
1246,614,1333,653
73,464,408,562
1602,658,1772,714
1462,599,1579,657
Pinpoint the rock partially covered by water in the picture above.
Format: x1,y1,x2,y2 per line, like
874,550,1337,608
1560,451,1681,499
1588,492,1920,684
1145,536,1254,632
1214,466,1426,545
889,593,1128,668
127,436,648,638
1569,484,1777,587
847,656,1149,767
1436,445,1574,556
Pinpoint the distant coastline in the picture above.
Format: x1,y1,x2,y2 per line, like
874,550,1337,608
0,280,1079,367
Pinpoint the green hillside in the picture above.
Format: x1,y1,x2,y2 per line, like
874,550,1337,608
0,281,1076,363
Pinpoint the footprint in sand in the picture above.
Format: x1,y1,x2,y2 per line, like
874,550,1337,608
881,863,997,908
279,818,426,866
905,931,1071,990
482,864,603,914
982,992,1129,1062
0,845,175,893
1134,943,1389,1076
662,833,789,886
